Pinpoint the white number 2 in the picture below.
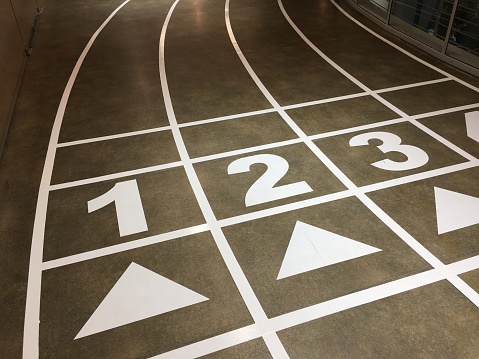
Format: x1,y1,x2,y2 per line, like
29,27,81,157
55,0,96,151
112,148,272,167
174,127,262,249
88,179,148,237
228,154,313,207
349,131,429,171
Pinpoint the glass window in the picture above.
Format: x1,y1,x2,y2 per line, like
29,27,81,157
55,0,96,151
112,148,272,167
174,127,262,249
390,0,453,51
358,0,390,21
446,0,479,67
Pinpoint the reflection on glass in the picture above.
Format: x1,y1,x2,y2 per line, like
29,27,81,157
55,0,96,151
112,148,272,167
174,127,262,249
390,0,453,51
358,0,390,21
446,0,479,67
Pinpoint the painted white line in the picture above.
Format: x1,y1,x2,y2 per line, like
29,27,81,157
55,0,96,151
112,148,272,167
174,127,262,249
22,1,132,358
374,77,452,93
359,192,444,267
309,117,407,141
410,118,478,161
278,0,478,163
41,224,210,270
149,324,261,359
269,268,443,332
241,0,479,312
448,255,479,274
219,190,352,227
56,125,172,147
48,98,479,192
151,250,479,359
220,161,477,229
49,100,479,193
446,275,479,307
277,0,479,266
160,1,278,356
42,161,478,271
361,161,479,194
178,108,277,128
49,161,183,191
411,103,479,120
329,0,479,94
191,138,302,163
152,252,479,359
281,91,368,110
263,332,291,358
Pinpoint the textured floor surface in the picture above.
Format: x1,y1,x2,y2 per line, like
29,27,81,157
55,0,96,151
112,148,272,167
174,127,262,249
1,0,479,358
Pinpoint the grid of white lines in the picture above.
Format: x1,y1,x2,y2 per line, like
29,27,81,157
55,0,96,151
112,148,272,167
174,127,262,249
23,0,479,358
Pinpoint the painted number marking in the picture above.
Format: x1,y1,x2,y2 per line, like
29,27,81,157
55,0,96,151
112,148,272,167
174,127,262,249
228,154,313,206
88,179,148,237
349,131,429,171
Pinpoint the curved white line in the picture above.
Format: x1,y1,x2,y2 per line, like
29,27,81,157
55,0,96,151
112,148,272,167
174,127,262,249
226,0,479,334
328,0,479,93
276,0,477,164
23,1,131,357
159,0,281,356
273,0,479,309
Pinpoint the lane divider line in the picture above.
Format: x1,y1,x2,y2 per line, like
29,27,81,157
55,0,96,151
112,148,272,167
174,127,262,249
278,0,479,307
159,0,281,357
22,1,133,358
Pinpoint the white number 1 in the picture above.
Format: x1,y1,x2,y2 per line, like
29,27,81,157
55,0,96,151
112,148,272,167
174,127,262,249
88,179,148,237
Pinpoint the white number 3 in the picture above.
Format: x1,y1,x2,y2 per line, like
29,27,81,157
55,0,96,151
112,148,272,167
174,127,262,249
349,131,429,171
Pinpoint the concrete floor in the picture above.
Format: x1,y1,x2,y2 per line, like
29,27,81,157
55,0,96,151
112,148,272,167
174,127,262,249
1,0,479,358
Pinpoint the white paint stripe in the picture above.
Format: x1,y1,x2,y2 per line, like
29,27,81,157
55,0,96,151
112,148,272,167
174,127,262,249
279,0,477,162
374,77,452,93
410,103,479,120
221,161,477,229
227,1,358,191
48,100,479,191
160,0,273,344
229,0,473,281
329,0,479,94
49,161,183,191
268,269,443,332
43,162,478,271
308,117,407,141
277,0,370,93
281,91,368,110
278,0,479,272
178,108,277,128
361,161,479,193
191,138,302,163
149,324,261,359
263,333,291,358
447,255,479,274
41,224,210,270
22,1,132,358
410,118,478,161
49,99,479,193
56,125,172,147
220,190,352,227
446,275,479,307
358,193,444,268
152,251,479,359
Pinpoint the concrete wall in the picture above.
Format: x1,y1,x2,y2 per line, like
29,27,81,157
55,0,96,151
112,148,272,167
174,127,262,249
0,0,39,156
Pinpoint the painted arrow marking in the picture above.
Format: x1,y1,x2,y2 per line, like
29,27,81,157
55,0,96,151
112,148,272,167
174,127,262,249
277,221,381,280
465,111,479,143
75,262,208,339
434,187,479,235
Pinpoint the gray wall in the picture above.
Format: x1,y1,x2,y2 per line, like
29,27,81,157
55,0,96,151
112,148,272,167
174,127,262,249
0,0,39,156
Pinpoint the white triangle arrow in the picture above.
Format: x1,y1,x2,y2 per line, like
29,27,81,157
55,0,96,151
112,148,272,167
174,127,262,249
75,262,208,339
434,187,479,234
277,221,381,280
465,111,479,143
